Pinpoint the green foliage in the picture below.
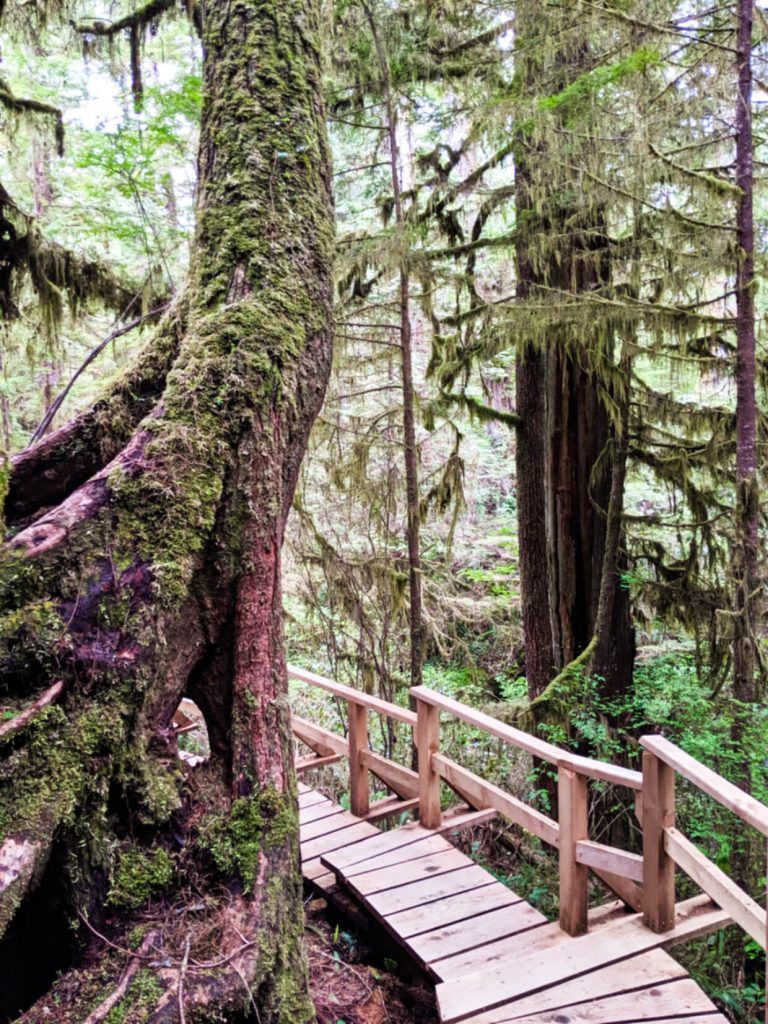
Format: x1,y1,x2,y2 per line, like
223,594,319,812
107,846,174,909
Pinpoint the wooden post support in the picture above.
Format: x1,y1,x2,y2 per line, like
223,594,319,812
348,701,370,817
642,749,676,932
558,767,589,936
416,696,441,829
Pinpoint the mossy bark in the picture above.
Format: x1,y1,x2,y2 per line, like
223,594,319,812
0,2,333,1021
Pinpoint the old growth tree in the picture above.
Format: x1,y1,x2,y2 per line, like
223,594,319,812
0,1,334,1021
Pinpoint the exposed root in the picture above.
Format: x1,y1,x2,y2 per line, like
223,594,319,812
82,931,160,1024
0,681,63,742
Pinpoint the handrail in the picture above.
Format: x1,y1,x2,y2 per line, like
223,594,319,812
640,733,768,1013
288,663,768,974
288,664,417,726
641,734,768,837
410,685,643,790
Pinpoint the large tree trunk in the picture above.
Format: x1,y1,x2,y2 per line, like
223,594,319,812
0,2,334,1021
513,9,634,704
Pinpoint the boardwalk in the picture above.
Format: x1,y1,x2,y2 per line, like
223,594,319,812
290,665,768,1022
299,784,728,1024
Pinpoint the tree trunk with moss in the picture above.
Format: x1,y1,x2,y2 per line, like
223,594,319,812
0,2,333,1021
513,5,634,706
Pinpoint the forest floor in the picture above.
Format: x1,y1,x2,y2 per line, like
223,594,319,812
305,895,438,1024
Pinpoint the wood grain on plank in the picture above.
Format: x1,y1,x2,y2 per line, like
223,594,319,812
365,863,498,919
346,847,472,896
437,896,729,1022
409,901,547,968
301,820,381,862
495,977,719,1024
458,948,688,1022
382,880,514,938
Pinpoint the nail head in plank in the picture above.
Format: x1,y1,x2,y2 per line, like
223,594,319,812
496,977,726,1024
410,901,546,968
462,947,689,1023
437,896,729,1023
348,848,475,896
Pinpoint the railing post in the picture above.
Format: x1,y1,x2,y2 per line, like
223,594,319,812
558,766,589,936
642,749,676,932
348,700,369,817
416,696,441,829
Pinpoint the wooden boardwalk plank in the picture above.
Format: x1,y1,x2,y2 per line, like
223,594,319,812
301,820,381,862
324,821,439,870
299,789,329,809
347,848,473,896
409,902,547,968
366,863,498,919
300,799,345,824
387,881,521,939
500,977,724,1023
437,897,729,1023
301,808,370,841
460,949,690,1022
342,834,454,876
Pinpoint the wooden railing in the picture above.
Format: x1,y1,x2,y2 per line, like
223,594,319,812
288,663,768,1003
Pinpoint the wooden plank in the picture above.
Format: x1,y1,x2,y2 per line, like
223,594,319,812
364,863,496,919
464,947,688,1023
491,977,721,1024
387,881,520,939
575,839,643,882
410,686,642,789
642,734,768,837
359,748,419,799
300,809,368,842
341,834,451,876
410,902,546,967
321,804,496,876
416,697,442,827
300,820,380,862
436,896,730,1023
433,754,559,848
665,825,766,945
591,866,643,912
348,701,370,816
363,795,419,823
288,664,418,726
296,753,343,772
433,901,630,983
559,768,588,936
292,715,349,756
346,847,472,896
299,799,343,824
299,788,329,808
643,748,676,932
323,821,437,872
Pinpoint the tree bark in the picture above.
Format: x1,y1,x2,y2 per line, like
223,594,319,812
513,7,634,703
0,2,334,1021
733,0,758,725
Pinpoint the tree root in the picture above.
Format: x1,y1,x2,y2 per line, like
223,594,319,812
82,931,161,1024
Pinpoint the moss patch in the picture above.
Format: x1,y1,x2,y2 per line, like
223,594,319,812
107,847,174,909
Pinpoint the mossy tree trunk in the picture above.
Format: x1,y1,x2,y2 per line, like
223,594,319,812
513,6,634,707
0,2,333,1021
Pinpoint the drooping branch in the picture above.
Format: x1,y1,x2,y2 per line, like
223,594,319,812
75,0,200,103
0,77,64,155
